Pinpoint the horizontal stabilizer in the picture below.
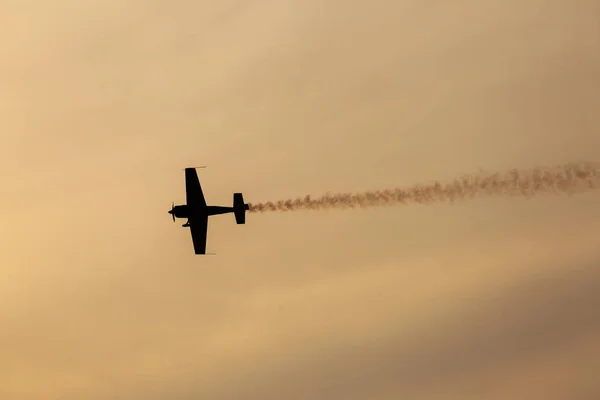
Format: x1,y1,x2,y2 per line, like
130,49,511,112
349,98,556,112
233,192,249,224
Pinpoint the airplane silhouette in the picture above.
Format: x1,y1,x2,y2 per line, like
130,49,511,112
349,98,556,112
168,167,249,254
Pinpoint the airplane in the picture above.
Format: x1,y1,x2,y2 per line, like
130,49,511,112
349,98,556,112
168,167,249,254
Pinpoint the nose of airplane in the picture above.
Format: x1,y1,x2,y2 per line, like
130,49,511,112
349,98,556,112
168,203,175,222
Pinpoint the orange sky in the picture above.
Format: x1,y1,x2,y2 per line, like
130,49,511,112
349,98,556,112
1,1,600,399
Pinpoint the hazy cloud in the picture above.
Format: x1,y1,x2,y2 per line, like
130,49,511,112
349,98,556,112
1,1,599,399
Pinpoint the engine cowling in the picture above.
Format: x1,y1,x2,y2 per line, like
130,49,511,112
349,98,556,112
172,205,189,219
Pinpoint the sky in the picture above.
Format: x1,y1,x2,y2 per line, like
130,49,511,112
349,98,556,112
1,1,600,399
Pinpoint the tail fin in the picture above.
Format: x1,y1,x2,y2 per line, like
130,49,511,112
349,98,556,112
233,193,249,224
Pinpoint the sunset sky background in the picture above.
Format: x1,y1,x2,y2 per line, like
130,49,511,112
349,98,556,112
1,1,600,399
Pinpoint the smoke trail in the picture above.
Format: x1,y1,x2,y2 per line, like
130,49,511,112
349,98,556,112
248,161,600,213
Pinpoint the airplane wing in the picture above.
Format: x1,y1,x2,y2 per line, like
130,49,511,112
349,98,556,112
189,216,208,255
185,168,207,207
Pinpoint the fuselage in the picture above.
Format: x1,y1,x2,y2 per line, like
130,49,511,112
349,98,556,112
169,204,234,219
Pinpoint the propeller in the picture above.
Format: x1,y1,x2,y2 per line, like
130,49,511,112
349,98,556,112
169,201,175,222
